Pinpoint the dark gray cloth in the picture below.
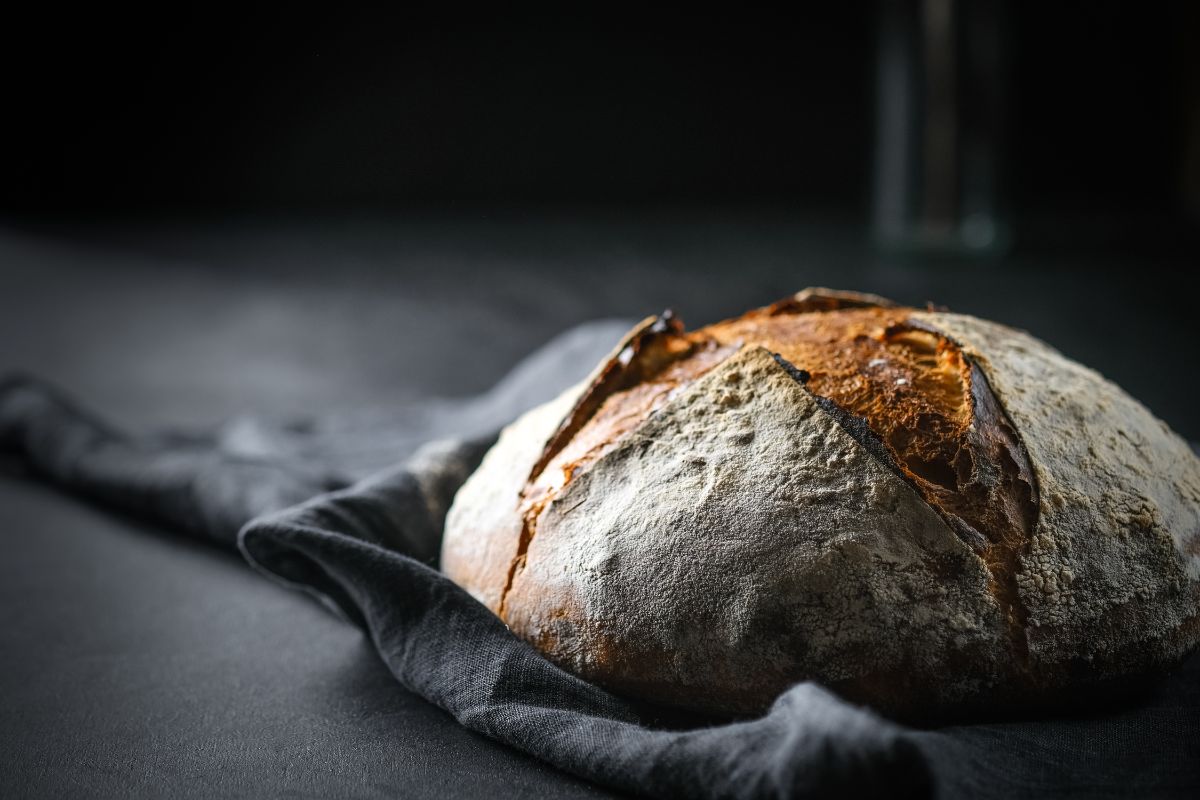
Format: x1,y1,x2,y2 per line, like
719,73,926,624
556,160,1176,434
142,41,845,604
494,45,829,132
2,323,1197,800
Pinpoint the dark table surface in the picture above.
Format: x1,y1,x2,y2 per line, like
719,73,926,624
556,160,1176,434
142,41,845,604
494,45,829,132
1,214,1196,798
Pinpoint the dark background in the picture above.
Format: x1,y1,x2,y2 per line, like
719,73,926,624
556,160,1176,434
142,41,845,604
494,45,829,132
4,5,1198,222
3,3,1198,432
2,5,1199,798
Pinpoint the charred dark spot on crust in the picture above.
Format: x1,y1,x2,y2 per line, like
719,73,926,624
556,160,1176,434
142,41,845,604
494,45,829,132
770,353,810,385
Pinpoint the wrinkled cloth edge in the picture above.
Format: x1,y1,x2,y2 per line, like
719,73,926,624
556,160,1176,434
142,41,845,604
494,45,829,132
236,465,935,800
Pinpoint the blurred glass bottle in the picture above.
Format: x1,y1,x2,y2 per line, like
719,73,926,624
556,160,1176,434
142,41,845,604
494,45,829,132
873,0,1010,256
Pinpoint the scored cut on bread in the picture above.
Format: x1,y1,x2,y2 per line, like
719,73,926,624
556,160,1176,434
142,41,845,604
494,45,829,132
441,288,1200,718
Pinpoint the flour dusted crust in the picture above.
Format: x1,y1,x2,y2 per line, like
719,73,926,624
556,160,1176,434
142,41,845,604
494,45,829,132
442,289,1200,717
502,347,1011,713
440,382,584,611
441,315,669,609
912,311,1200,681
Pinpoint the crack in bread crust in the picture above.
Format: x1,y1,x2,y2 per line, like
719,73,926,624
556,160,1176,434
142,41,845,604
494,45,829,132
771,349,1040,682
507,291,1041,658
498,313,732,620
963,362,1040,678
443,288,1200,718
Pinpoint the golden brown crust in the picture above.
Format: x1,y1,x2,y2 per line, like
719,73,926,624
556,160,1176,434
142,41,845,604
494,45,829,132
439,384,586,611
442,289,1200,718
528,314,685,483
914,311,1200,686
507,296,1040,651
501,346,1006,716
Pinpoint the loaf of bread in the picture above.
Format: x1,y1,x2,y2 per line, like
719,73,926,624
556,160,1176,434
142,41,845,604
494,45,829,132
441,288,1200,718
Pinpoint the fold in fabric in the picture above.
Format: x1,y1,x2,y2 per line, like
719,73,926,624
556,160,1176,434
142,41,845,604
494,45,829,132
2,321,1198,800
237,445,932,800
